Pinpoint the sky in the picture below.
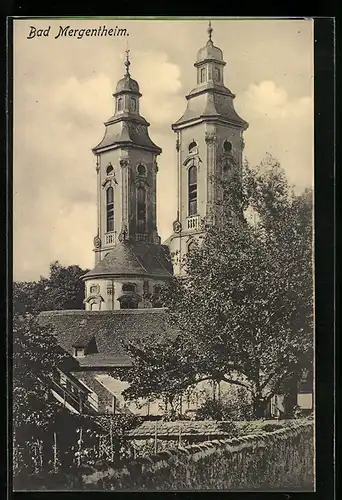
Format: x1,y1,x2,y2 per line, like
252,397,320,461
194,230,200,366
13,18,314,282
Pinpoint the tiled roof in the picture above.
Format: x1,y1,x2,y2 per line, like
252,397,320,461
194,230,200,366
83,241,172,279
173,83,248,129
39,308,177,366
93,119,161,154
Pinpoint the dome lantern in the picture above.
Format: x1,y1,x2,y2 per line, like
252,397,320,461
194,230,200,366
195,20,225,67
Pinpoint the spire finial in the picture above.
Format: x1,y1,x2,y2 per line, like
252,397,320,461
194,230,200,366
124,41,131,75
207,20,213,42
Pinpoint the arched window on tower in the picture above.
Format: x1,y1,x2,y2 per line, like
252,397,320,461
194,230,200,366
131,98,137,112
117,97,123,112
106,187,114,233
214,68,221,82
188,166,197,216
137,186,147,233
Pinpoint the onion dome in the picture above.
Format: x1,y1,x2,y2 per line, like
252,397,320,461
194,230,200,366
115,75,140,94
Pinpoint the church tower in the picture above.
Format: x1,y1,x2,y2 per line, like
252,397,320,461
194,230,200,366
82,50,172,311
169,22,249,275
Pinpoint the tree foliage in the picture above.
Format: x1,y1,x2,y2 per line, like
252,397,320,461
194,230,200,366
12,261,90,477
13,261,90,315
12,311,72,482
115,155,313,418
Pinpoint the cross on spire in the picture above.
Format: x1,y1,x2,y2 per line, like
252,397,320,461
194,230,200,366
124,42,131,75
207,20,213,42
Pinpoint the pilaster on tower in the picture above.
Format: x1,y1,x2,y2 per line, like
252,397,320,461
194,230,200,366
169,21,249,276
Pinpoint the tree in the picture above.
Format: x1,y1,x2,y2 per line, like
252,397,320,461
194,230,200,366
12,260,89,478
13,261,90,314
115,155,313,419
12,312,68,474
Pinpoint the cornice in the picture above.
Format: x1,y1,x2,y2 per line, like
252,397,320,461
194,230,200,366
172,115,248,132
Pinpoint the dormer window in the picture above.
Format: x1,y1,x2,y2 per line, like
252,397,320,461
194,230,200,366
74,348,85,358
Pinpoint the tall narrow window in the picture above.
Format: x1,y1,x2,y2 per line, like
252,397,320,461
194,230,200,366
137,186,146,233
200,68,206,83
106,187,114,232
117,97,123,111
131,98,136,112
188,166,197,216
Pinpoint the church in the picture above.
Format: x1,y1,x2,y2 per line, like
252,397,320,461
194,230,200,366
80,20,247,310
39,22,310,418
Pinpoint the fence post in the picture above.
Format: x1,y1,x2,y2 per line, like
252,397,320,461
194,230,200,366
154,421,158,454
53,432,57,471
77,427,83,467
110,418,114,462
178,425,182,447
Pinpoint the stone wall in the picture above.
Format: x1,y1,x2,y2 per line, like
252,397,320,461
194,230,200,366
81,420,314,491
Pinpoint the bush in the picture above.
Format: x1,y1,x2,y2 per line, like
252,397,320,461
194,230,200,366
196,399,227,421
196,394,253,422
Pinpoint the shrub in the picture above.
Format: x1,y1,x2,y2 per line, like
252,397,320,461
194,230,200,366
196,399,227,421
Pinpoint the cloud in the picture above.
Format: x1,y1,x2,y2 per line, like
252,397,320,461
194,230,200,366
134,50,184,126
244,80,311,119
237,80,313,191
